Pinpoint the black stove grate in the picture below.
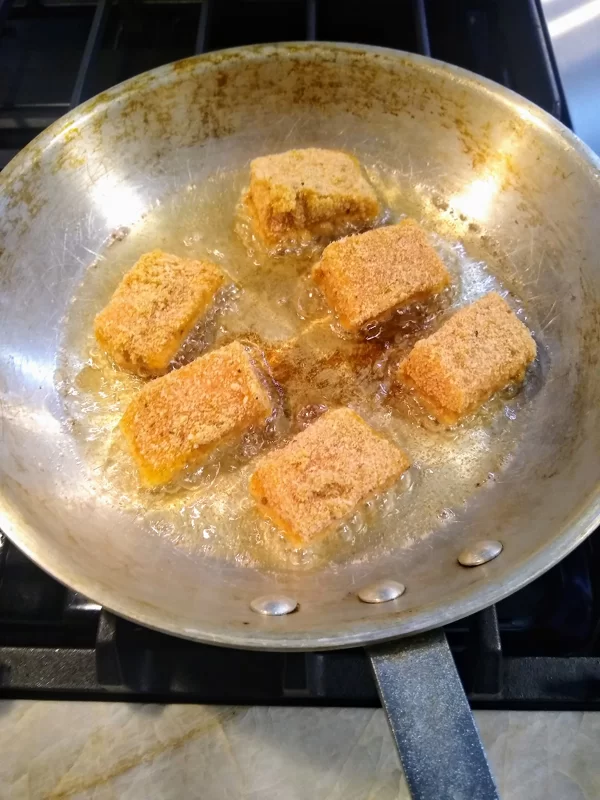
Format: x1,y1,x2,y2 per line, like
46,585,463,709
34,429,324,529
0,0,570,169
0,528,599,704
0,0,597,706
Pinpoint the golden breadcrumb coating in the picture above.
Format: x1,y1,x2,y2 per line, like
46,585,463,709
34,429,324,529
121,342,272,486
245,148,380,246
398,292,537,425
312,219,451,332
94,250,225,376
249,408,410,544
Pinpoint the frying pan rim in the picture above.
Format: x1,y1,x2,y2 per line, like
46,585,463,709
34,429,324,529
0,41,599,650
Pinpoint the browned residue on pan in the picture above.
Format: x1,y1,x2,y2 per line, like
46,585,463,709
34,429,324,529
0,43,547,235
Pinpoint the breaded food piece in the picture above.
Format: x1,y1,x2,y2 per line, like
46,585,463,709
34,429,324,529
95,250,225,376
264,316,382,417
249,408,410,544
245,148,380,246
312,219,451,332
121,342,272,486
398,293,537,425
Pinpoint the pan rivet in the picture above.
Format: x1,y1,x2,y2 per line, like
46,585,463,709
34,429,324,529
458,540,503,567
250,594,298,616
358,580,406,604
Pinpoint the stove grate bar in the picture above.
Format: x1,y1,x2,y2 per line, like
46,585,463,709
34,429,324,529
194,0,213,54
412,0,430,56
305,0,317,41
70,0,111,108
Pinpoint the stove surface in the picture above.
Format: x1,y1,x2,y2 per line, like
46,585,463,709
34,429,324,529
0,0,572,169
0,0,598,706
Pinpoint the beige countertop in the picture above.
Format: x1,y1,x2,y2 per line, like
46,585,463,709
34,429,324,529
0,703,598,799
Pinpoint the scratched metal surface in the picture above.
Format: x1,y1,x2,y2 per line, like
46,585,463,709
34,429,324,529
0,44,599,649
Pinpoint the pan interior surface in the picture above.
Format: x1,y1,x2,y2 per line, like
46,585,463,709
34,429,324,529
0,43,599,649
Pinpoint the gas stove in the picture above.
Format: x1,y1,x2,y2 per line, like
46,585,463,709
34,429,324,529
0,0,572,169
0,0,599,707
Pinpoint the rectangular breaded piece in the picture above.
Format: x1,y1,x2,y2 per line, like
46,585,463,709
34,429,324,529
245,148,380,246
95,250,225,376
121,342,272,486
398,293,537,425
312,219,451,332
249,408,410,545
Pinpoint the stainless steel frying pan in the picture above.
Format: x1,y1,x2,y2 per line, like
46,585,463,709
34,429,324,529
1,43,599,799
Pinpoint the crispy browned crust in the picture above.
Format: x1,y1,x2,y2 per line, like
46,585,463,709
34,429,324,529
94,250,225,376
245,148,380,246
120,342,272,486
249,408,410,544
398,292,537,424
312,219,450,331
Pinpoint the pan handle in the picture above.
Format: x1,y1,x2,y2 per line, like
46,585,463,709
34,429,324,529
368,630,499,800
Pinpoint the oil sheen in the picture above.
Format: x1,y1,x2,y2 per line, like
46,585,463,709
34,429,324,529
57,163,546,572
